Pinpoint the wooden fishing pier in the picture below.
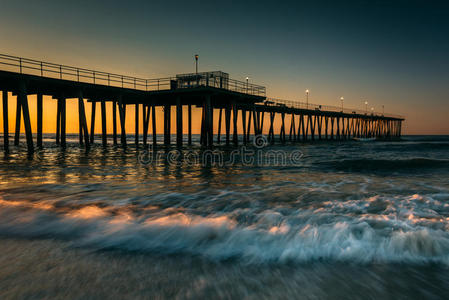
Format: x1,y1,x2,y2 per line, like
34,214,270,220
0,54,404,154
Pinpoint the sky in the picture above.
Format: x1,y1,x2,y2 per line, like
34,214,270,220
0,0,448,134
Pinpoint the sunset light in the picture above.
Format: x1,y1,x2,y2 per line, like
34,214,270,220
1,0,448,299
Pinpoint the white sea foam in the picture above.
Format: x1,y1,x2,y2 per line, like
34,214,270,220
1,194,449,266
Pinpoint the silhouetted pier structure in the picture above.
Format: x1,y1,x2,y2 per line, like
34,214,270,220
0,54,404,154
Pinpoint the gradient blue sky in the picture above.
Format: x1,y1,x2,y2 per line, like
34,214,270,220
1,0,448,134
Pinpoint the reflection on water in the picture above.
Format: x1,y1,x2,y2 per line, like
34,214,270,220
1,135,449,298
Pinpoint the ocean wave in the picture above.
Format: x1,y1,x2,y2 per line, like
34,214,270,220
402,136,449,142
1,198,449,266
320,158,449,173
371,142,449,152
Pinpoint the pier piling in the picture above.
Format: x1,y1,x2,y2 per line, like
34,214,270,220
0,54,404,154
188,104,192,145
176,97,182,146
135,103,139,145
151,101,156,146
118,96,127,146
2,90,9,153
78,92,90,148
225,105,231,146
217,108,222,144
101,100,107,146
113,100,117,145
90,101,96,144
19,85,34,153
37,94,43,148
60,95,66,148
164,104,171,145
14,95,21,146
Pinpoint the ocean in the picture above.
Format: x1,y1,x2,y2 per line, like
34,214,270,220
1,135,449,299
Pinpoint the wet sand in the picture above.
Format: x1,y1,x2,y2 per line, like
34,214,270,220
1,238,448,299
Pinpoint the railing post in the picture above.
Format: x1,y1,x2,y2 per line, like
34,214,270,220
19,58,22,73
134,78,136,89
77,69,79,82
60,65,62,79
121,76,124,88
40,62,43,76
93,72,96,84
108,74,110,86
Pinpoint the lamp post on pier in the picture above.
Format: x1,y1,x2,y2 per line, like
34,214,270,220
195,54,198,74
194,54,199,86
305,89,309,109
340,97,344,112
246,77,249,93
365,101,368,114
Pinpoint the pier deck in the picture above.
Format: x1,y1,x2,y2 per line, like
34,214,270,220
0,54,404,153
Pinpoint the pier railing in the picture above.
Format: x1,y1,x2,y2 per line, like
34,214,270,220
0,54,265,96
0,54,402,117
265,97,403,119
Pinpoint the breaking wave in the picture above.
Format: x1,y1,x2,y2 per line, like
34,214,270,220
1,196,449,266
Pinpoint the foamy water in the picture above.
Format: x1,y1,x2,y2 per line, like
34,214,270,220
1,135,449,298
